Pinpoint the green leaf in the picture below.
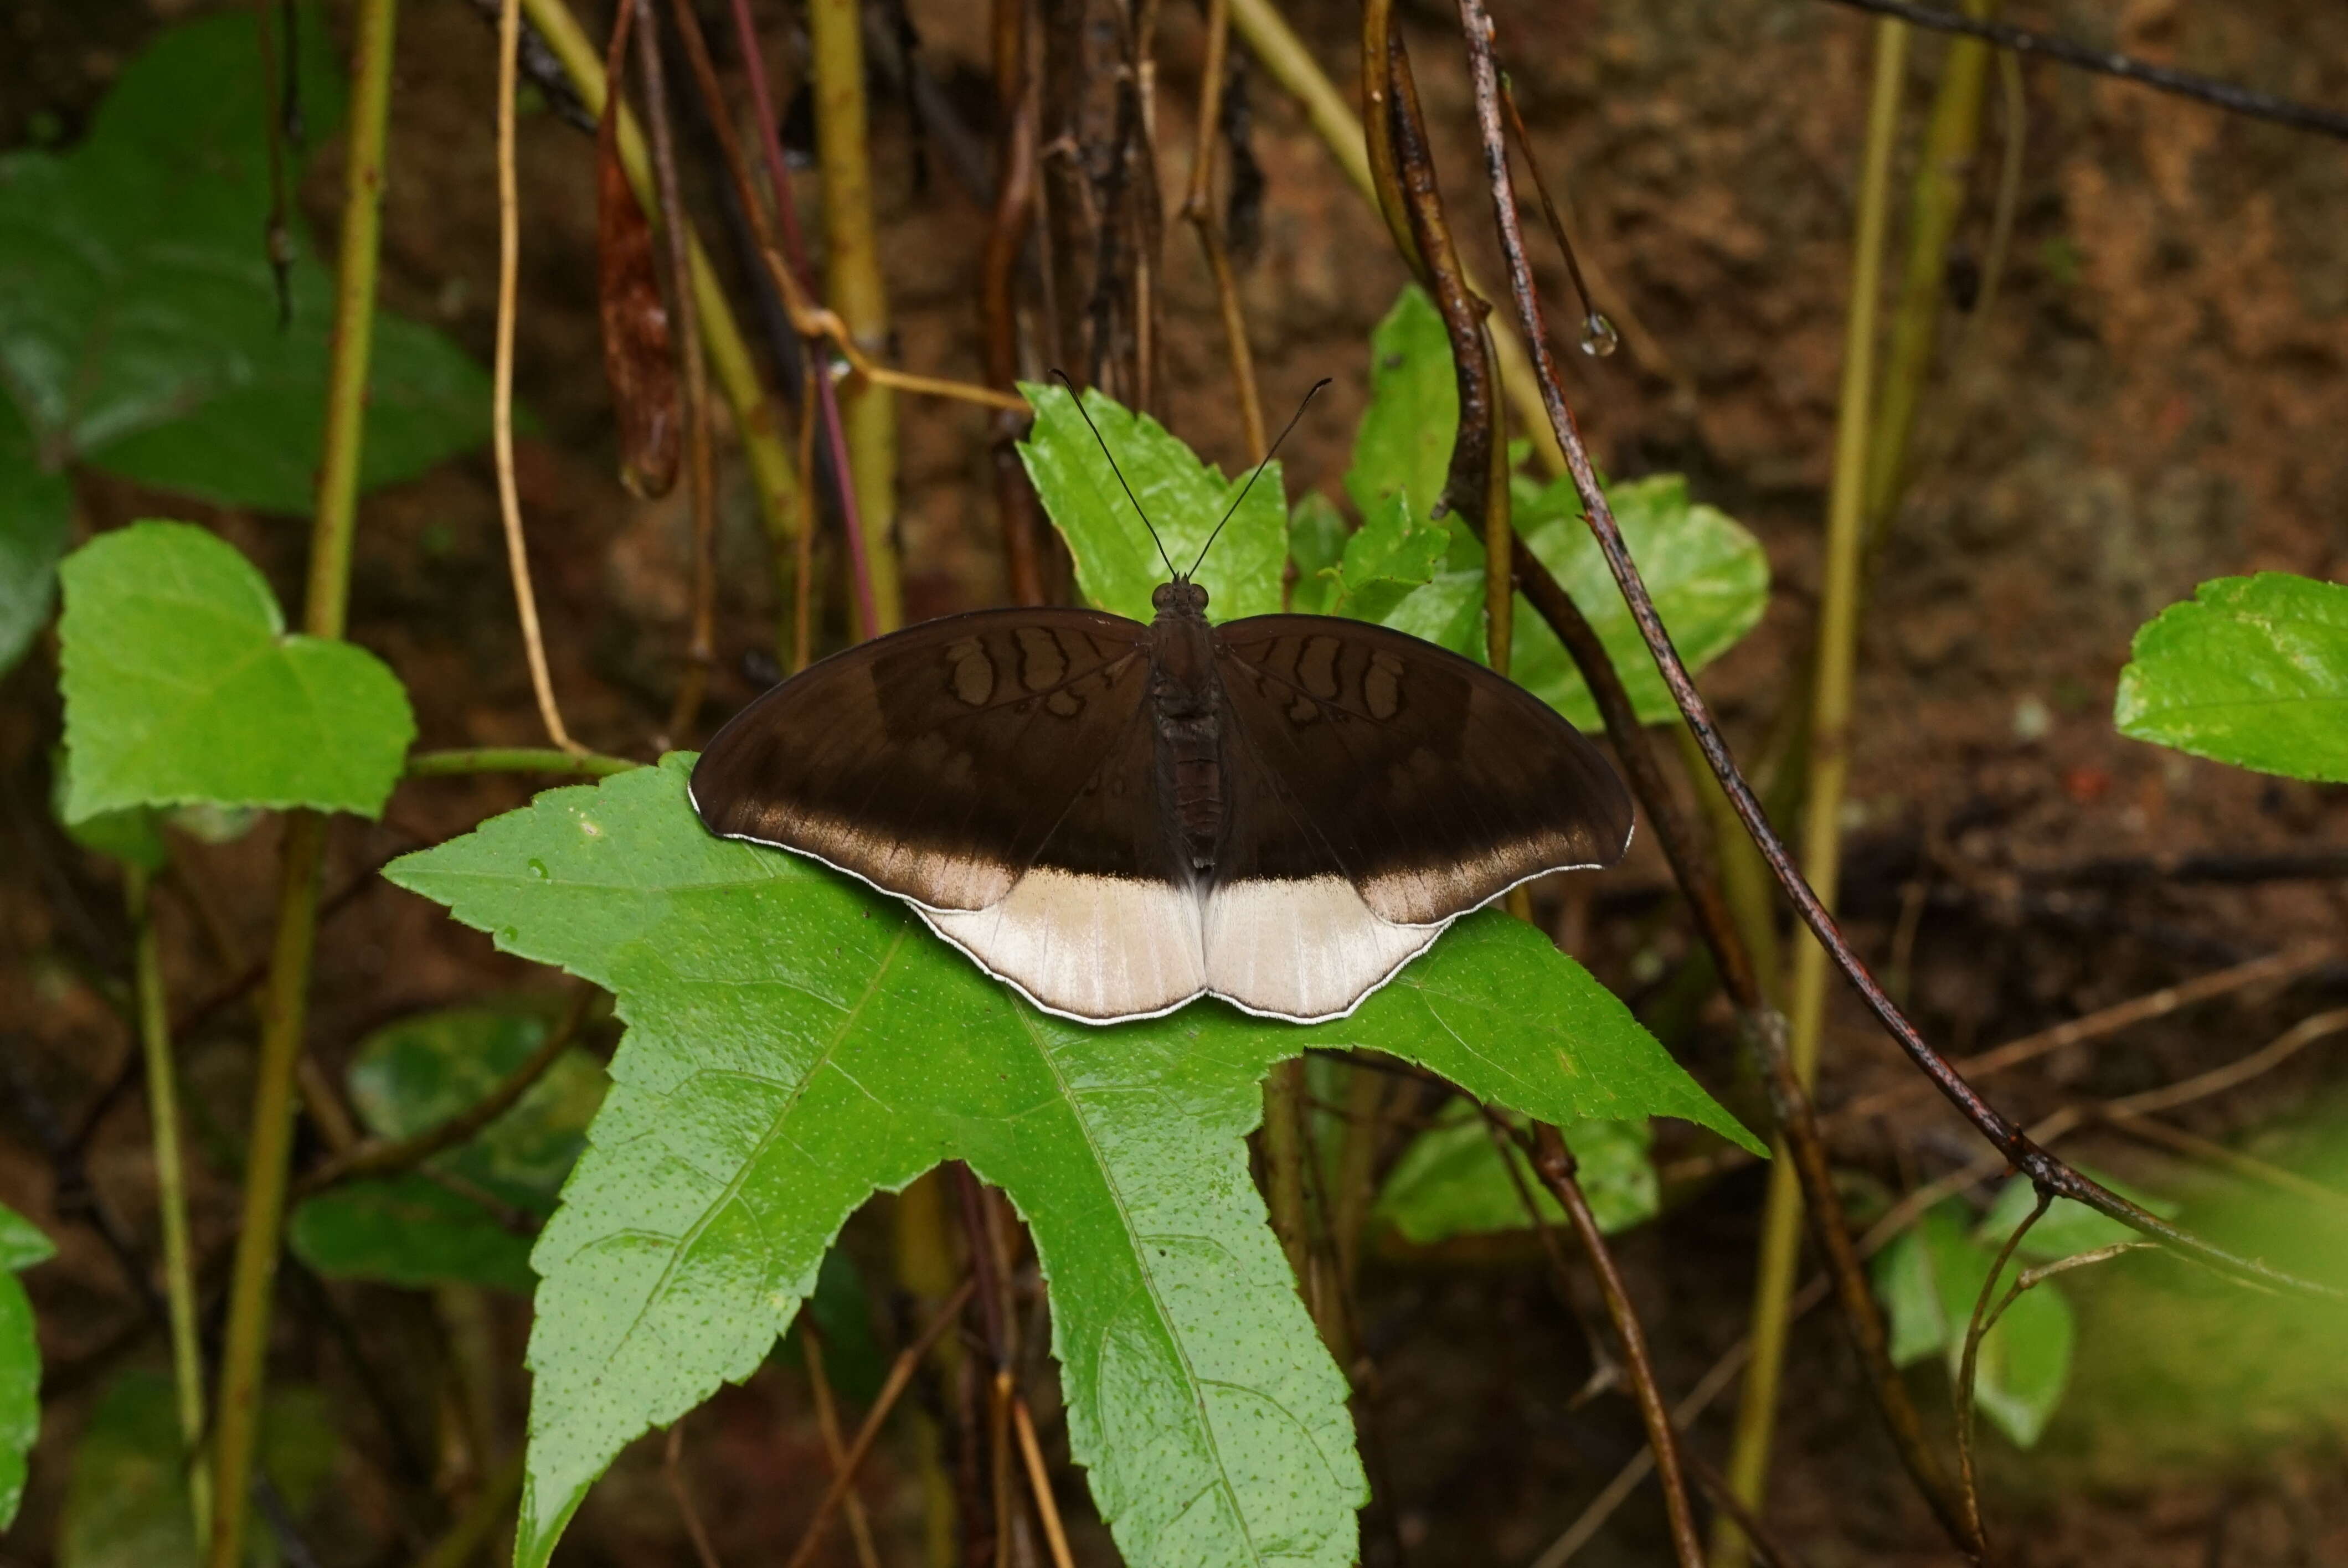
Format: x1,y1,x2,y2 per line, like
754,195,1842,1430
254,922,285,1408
1016,381,1285,622
290,1175,538,1293
1510,474,1771,730
1346,286,1453,523
0,6,490,514
0,1206,55,1273
56,521,416,821
0,394,71,674
1373,1110,1655,1244
1316,493,1451,625
1975,1173,2178,1265
1286,491,1348,615
1872,1204,2076,1448
0,1203,52,1529
60,1369,337,1568
343,1004,605,1209
385,756,1755,1568
2113,573,2348,783
290,1005,604,1292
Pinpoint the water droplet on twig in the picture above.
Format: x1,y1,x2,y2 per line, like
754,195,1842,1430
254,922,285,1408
1578,312,1619,358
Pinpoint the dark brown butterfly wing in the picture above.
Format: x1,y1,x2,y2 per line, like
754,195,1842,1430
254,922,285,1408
691,607,1165,911
1210,615,1633,926
691,608,1212,1020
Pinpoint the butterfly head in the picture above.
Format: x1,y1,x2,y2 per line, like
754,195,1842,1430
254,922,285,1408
1150,577,1209,622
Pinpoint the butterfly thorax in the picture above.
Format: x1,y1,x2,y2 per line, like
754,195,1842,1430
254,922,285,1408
1148,579,1226,874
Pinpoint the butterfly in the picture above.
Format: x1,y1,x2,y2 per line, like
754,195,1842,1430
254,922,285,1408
691,381,1633,1024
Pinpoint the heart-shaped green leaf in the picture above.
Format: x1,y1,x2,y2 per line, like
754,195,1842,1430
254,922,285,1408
58,520,415,821
0,6,491,514
1873,1203,2076,1448
1017,380,1286,622
385,757,1757,1568
2114,573,2348,783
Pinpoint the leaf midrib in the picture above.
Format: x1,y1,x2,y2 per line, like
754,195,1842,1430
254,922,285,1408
1010,1004,1279,1568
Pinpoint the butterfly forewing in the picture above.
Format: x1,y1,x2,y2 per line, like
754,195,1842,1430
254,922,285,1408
691,608,1160,913
1211,616,1634,925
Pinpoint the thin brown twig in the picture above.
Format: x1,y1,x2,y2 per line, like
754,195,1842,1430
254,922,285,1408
792,361,821,673
1510,441,1973,1554
1659,942,2337,1186
1954,1186,2047,1554
1480,1108,1620,1401
2102,1117,2348,1215
663,1421,725,1568
1454,0,2339,1302
782,1277,977,1568
496,0,584,755
982,0,1048,605
1681,1449,1811,1568
1012,1395,1075,1568
634,0,717,745
1528,1124,1703,1568
800,1323,885,1568
1180,0,1266,462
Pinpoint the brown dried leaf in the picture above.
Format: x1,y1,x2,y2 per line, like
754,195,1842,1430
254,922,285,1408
596,0,677,498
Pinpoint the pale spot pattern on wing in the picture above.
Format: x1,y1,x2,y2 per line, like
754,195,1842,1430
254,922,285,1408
1362,651,1404,721
1016,626,1070,691
945,637,996,707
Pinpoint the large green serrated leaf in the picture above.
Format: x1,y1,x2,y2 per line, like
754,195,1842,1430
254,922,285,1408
1373,1111,1655,1244
290,1006,604,1292
1017,381,1285,622
60,1370,336,1568
1872,1203,2074,1448
0,395,71,674
57,521,415,821
0,6,490,514
0,1203,53,1529
385,756,1755,1568
2114,573,2348,783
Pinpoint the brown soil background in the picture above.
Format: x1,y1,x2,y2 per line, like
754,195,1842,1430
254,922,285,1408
4,0,2346,1565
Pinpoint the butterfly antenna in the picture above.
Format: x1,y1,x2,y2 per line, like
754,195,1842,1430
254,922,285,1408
1188,378,1333,577
1050,369,1177,580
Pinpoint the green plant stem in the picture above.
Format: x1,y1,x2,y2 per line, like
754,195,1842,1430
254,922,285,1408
127,866,209,1545
808,0,904,636
404,746,640,778
1228,0,1564,476
1711,20,1909,1567
1863,0,1999,548
518,0,804,611
208,6,401,1562
208,814,328,1568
